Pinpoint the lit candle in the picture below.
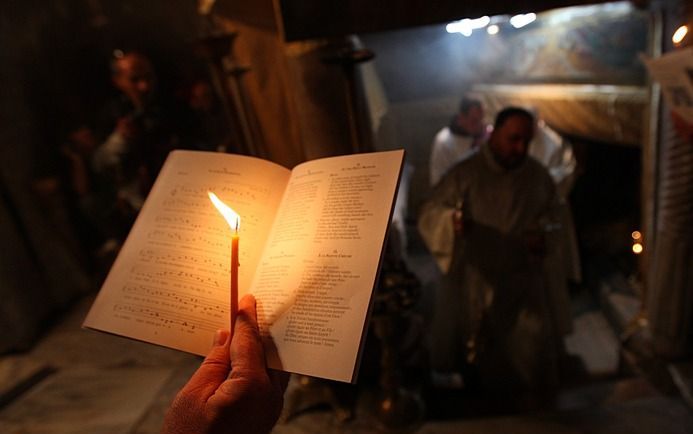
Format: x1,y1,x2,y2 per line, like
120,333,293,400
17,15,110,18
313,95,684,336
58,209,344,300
208,192,241,335
230,217,239,335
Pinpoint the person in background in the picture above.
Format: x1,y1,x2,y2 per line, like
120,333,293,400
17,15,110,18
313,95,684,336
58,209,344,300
92,50,197,223
431,98,578,199
429,100,582,310
32,122,122,273
188,79,233,153
59,124,110,256
429,97,488,186
419,107,572,404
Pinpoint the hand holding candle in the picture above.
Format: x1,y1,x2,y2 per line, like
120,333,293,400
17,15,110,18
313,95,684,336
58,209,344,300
208,192,241,336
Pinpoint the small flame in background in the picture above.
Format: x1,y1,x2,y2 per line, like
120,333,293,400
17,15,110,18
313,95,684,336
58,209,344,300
631,230,643,255
673,25,688,46
208,192,240,231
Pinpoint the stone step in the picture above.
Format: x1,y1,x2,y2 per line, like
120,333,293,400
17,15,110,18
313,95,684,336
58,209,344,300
0,356,52,410
0,366,173,434
669,362,693,410
556,376,660,411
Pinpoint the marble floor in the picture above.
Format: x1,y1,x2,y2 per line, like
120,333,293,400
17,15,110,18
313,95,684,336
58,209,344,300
1,289,692,434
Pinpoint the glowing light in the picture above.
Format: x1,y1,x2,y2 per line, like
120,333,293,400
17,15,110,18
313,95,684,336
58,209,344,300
208,192,240,231
208,191,241,334
632,243,643,254
631,230,642,240
446,16,491,37
673,25,689,45
487,24,500,35
510,13,536,29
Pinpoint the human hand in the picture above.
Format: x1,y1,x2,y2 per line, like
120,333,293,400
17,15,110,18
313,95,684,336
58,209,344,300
161,295,289,434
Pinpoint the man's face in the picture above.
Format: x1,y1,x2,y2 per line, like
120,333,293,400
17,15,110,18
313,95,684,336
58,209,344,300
112,54,156,108
489,114,534,169
458,105,486,138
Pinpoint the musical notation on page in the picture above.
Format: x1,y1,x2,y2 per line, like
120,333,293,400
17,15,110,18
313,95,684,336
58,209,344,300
113,303,221,333
137,248,227,272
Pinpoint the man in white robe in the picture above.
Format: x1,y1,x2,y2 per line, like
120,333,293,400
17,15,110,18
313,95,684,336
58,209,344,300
419,108,572,395
429,98,488,186
431,105,581,284
431,103,576,196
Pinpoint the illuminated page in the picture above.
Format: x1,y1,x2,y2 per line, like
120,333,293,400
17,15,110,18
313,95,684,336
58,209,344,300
251,149,404,382
83,150,290,356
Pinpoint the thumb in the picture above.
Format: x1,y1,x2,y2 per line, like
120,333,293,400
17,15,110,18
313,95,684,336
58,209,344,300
229,295,267,376
180,329,231,399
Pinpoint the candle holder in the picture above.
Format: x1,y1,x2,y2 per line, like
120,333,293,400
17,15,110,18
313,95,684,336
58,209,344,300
371,260,426,433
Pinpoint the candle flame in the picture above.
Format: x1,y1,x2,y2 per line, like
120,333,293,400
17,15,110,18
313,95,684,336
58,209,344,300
208,191,240,232
632,242,643,255
673,25,688,45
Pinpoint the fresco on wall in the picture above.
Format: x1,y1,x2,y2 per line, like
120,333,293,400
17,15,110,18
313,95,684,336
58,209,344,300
482,3,648,85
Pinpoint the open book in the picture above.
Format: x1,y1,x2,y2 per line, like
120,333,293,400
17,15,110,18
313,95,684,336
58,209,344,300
83,149,404,383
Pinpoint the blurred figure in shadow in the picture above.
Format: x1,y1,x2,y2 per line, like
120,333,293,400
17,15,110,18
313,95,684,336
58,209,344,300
92,50,198,242
32,121,120,276
59,124,106,253
418,107,572,407
188,79,233,153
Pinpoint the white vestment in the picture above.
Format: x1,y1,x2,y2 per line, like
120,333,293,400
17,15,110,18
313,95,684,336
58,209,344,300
432,121,577,191
429,127,480,186
430,121,582,282
418,145,572,390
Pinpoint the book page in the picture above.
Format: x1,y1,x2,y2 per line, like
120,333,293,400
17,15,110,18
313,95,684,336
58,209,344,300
250,150,404,382
84,150,290,355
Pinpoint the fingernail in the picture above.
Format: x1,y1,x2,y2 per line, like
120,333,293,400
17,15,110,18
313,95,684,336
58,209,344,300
213,329,229,346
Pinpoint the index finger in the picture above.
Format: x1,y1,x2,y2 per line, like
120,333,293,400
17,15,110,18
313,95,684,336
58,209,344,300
229,294,267,375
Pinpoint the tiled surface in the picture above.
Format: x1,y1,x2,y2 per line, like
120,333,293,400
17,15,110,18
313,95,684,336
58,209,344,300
0,356,51,406
556,377,659,410
1,289,692,434
271,393,693,434
0,367,172,434
30,296,198,370
130,361,199,434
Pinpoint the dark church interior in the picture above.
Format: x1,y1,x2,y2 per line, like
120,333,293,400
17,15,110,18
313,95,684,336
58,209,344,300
1,0,692,433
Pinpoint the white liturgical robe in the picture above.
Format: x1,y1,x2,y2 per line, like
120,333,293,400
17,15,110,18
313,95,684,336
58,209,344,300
418,145,572,389
429,126,482,186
